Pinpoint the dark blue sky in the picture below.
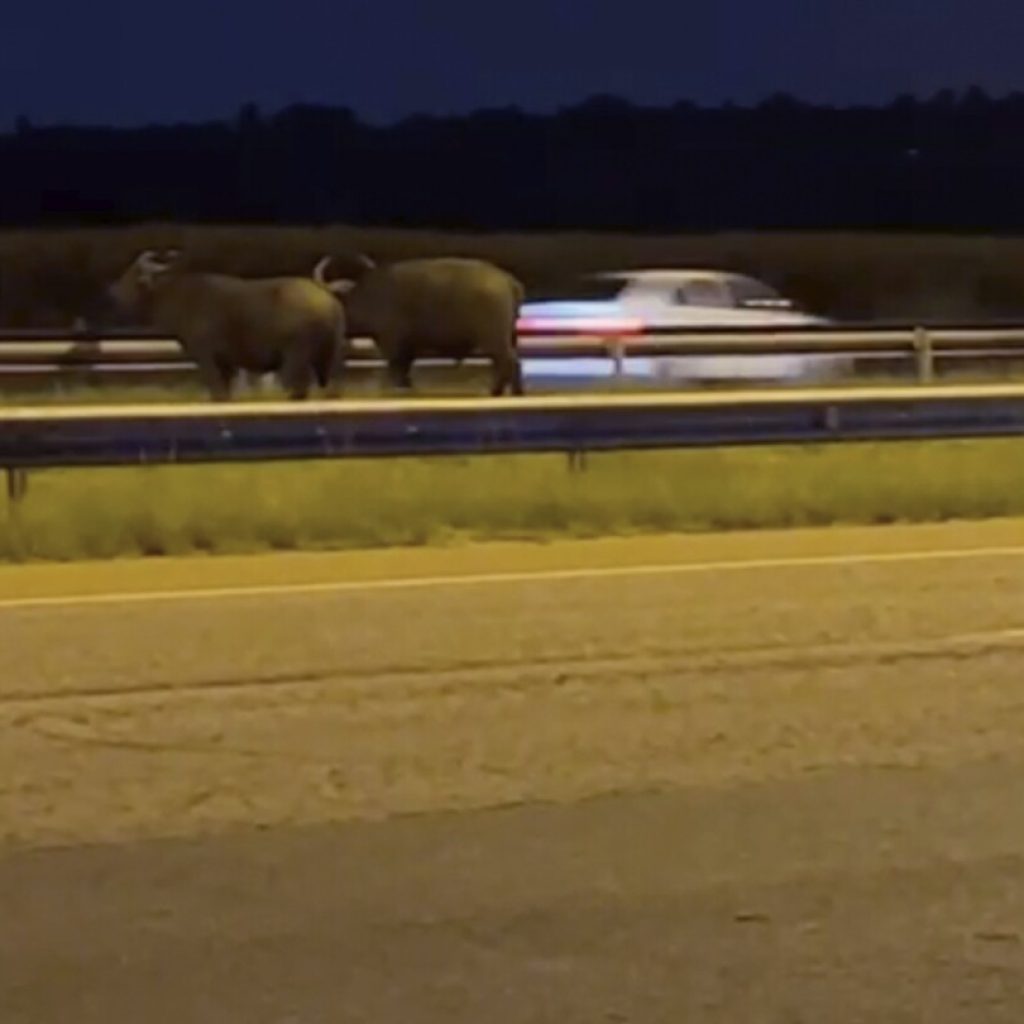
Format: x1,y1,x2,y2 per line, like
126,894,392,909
2,0,1021,127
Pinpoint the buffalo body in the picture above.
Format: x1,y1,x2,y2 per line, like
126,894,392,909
110,250,348,401
316,255,524,395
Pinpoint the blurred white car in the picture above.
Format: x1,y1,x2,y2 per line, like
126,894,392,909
516,269,846,384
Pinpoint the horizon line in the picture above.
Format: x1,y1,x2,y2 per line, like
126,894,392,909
2,84,1015,135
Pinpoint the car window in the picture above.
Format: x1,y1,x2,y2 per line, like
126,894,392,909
728,275,786,306
682,278,732,308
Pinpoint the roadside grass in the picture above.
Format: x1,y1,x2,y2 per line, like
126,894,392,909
2,439,1022,563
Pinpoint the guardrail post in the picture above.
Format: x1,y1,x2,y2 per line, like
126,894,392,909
5,467,28,506
566,450,589,473
608,337,625,381
914,327,934,383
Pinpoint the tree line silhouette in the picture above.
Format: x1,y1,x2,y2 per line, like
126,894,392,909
4,88,1024,231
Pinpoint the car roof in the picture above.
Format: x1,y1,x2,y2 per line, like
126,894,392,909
589,269,764,286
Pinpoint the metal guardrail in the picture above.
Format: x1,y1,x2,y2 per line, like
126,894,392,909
4,323,1024,385
4,326,1024,502
4,385,1024,481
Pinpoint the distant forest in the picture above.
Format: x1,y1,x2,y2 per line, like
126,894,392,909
4,88,1024,231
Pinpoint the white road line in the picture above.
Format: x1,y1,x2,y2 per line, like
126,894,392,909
955,627,1024,645
1,542,1023,612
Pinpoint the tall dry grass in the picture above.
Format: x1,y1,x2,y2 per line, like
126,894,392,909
4,227,1024,327
2,440,1022,563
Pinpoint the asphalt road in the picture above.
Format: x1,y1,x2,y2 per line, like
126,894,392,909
3,522,1024,1022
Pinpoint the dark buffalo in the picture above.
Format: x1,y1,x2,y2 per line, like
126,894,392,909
314,254,525,396
109,249,348,401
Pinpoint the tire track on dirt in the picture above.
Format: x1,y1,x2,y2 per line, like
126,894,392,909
2,624,1022,713
7,628,1024,769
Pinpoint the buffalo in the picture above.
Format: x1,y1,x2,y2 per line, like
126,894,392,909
109,249,349,401
314,254,525,396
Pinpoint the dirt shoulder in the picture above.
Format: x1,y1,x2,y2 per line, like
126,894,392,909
3,518,1024,849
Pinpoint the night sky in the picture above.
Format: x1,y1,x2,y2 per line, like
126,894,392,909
2,0,1021,128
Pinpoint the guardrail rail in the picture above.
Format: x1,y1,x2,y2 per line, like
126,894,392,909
4,322,1024,385
4,384,1024,502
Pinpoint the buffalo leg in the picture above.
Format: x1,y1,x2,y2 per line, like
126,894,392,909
313,342,345,399
312,350,332,393
279,343,315,401
285,382,311,401
282,366,312,401
490,351,524,396
385,354,414,393
198,357,233,402
508,356,524,396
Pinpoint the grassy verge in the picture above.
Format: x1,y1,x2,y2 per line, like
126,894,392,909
2,440,1023,563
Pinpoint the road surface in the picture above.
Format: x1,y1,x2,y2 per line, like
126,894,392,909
3,521,1024,1021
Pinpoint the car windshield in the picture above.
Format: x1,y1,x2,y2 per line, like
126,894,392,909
681,277,733,307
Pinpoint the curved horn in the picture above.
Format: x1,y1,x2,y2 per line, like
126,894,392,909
137,249,172,273
133,248,178,290
313,254,358,296
353,252,376,272
313,255,333,285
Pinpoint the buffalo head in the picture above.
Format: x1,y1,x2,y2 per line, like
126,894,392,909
108,248,184,317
